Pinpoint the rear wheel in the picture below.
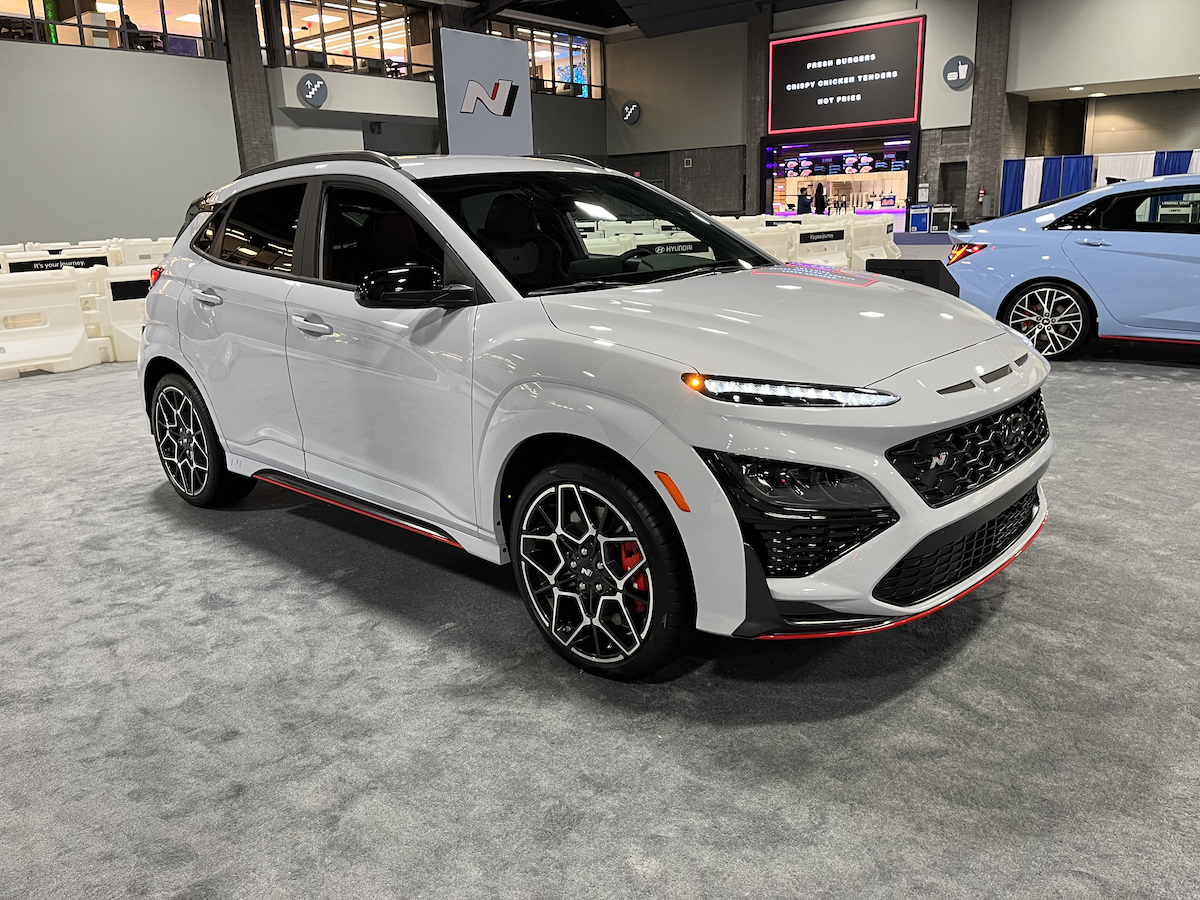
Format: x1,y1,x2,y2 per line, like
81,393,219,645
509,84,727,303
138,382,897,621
510,461,694,680
1001,282,1092,360
151,373,255,508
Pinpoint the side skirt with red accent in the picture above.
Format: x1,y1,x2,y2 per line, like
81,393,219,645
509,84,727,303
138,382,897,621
253,470,462,548
1099,335,1200,347
756,514,1046,641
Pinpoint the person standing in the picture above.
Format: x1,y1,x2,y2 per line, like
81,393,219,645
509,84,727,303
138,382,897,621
796,188,813,215
813,182,827,215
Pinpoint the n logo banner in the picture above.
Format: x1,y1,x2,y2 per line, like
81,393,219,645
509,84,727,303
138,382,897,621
439,28,533,154
461,80,520,117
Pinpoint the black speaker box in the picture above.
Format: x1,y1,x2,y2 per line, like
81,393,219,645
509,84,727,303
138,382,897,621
864,258,960,297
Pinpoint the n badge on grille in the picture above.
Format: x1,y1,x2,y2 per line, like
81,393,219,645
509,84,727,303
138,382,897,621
928,451,949,470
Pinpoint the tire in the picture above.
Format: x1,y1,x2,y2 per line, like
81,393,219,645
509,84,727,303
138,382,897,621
151,373,256,508
509,460,695,680
1000,281,1093,360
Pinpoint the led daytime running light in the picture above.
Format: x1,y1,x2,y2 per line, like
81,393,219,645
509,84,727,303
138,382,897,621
684,373,898,407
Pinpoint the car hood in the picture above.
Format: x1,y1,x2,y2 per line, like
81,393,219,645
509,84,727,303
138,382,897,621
539,265,1007,386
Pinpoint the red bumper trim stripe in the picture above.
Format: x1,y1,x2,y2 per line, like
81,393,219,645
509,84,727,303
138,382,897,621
755,512,1046,640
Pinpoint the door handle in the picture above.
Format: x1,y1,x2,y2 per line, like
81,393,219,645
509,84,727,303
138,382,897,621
192,286,223,305
1074,238,1111,247
291,314,333,336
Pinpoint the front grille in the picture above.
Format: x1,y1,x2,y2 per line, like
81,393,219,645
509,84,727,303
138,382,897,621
874,485,1040,606
753,508,900,578
887,391,1049,507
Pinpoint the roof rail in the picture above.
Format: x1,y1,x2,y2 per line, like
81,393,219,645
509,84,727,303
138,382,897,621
532,153,604,169
235,150,402,181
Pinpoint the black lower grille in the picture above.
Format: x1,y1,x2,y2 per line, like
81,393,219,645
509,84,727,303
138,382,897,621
887,391,1050,507
874,485,1040,606
753,508,900,577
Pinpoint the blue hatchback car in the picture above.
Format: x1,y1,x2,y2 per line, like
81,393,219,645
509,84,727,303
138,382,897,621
947,174,1200,359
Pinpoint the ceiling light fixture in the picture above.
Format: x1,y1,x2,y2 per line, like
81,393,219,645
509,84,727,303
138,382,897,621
1089,92,1106,97
176,13,202,22
1068,86,1084,91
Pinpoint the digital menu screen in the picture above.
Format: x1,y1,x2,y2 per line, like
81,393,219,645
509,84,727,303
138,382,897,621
768,17,924,134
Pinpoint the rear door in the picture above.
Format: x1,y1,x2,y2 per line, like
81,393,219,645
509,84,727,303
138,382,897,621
283,179,479,530
179,181,308,472
1062,185,1200,333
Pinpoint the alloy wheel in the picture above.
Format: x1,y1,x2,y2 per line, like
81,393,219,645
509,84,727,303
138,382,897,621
154,385,210,497
518,483,654,665
1007,286,1085,357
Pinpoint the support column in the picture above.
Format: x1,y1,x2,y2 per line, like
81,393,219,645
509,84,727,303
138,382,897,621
222,0,276,170
965,0,1025,222
743,3,771,214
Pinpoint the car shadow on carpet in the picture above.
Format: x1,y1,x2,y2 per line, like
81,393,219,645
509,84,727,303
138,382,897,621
150,480,1003,713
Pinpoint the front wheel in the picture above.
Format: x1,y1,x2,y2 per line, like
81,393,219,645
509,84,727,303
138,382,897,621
510,461,694,680
1001,282,1092,360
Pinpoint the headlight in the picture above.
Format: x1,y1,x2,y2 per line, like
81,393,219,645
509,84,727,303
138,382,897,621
711,453,890,511
683,373,899,407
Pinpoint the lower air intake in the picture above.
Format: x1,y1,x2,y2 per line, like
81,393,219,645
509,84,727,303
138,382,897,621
874,486,1040,607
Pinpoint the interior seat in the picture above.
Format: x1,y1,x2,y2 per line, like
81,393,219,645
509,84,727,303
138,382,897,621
478,194,563,286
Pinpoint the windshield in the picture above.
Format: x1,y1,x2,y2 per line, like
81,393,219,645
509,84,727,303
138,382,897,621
417,171,772,296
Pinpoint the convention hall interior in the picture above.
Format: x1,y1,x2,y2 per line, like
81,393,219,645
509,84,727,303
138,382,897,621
0,0,1196,896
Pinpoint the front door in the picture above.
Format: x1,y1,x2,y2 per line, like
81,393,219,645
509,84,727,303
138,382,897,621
1063,185,1200,334
284,183,478,530
178,181,308,472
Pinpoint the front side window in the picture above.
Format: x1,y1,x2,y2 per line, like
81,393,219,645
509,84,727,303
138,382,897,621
418,171,771,296
320,186,443,285
216,183,306,273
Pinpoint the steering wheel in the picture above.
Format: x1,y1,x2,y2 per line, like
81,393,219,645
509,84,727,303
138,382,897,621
618,245,656,270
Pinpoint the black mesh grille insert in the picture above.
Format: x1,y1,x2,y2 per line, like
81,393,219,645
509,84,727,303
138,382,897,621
753,508,900,578
874,486,1040,606
886,391,1049,507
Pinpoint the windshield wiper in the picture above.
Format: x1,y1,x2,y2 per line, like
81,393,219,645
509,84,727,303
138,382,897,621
528,280,632,296
646,263,746,283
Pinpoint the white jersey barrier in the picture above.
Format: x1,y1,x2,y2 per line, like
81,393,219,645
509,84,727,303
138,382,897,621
0,270,115,380
848,218,902,270
75,265,153,363
1,237,173,273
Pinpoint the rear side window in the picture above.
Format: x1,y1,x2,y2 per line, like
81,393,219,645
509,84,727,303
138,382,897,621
193,210,224,254
216,183,307,272
1099,188,1200,234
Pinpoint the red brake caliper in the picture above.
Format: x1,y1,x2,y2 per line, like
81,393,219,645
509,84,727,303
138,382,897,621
619,541,648,612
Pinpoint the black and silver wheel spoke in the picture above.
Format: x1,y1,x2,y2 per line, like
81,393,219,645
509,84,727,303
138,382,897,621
153,386,210,498
1009,287,1083,357
519,482,654,665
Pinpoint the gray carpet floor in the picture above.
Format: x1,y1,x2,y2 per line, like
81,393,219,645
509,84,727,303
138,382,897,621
1,350,1197,899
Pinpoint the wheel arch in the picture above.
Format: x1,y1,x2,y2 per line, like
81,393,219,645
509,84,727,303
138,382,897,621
143,355,193,418
497,433,665,553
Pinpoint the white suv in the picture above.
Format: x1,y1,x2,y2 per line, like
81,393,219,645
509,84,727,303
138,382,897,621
140,152,1053,678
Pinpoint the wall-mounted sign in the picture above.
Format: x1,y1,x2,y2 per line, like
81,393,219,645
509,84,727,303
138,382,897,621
621,101,642,125
942,55,973,90
297,73,328,109
768,16,925,134
439,28,533,155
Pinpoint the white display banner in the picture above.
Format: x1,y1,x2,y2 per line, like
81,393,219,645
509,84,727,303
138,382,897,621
1022,156,1043,210
439,28,534,156
1094,151,1154,186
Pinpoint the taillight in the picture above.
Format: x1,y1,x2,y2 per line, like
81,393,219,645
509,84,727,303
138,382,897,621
946,243,987,265
149,266,164,287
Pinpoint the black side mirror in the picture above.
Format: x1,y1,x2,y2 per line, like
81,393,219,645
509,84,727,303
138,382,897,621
355,266,474,309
